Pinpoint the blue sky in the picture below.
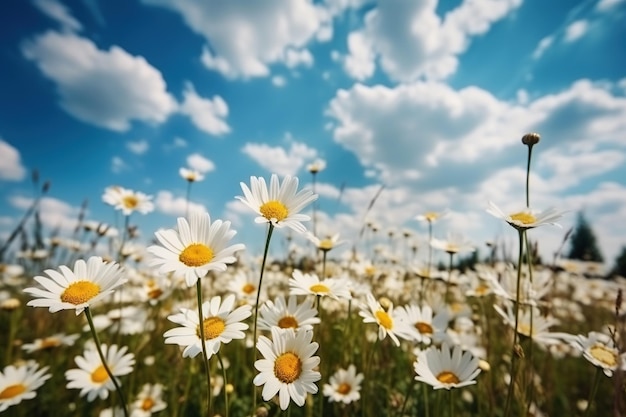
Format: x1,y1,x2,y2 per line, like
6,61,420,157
1,0,625,266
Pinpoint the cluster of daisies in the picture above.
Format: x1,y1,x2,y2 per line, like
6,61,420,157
1,171,624,417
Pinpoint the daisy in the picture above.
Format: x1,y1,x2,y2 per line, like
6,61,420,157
236,174,318,234
289,269,352,301
307,158,326,174
147,210,245,287
493,303,567,348
306,232,347,252
65,343,135,402
22,332,80,353
0,361,51,412
323,364,364,404
104,187,154,216
253,328,321,410
430,233,476,255
486,201,563,231
395,304,450,345
227,270,265,305
258,295,321,332
358,293,414,346
567,331,626,377
179,167,205,183
131,383,167,417
163,294,251,359
24,256,127,315
414,343,481,390
415,210,448,224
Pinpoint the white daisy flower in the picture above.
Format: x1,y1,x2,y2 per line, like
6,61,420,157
307,158,326,174
358,293,414,346
493,303,567,348
236,174,318,234
486,201,564,231
22,332,80,353
253,328,321,410
163,294,251,359
415,210,448,223
24,256,127,315
430,233,476,255
103,187,154,216
131,383,167,417
179,167,205,183
289,269,352,300
147,210,245,287
323,364,364,404
414,342,481,390
258,295,321,332
395,304,450,345
65,343,135,402
0,362,51,412
306,232,347,252
227,270,265,305
567,331,626,377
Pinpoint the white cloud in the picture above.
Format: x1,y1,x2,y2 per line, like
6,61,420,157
563,19,589,43
179,83,230,136
186,153,215,173
32,0,83,31
284,48,314,68
155,190,206,217
111,156,128,173
272,76,287,87
341,0,522,82
10,195,79,232
596,0,626,12
22,31,177,131
0,139,27,181
143,0,325,79
532,35,554,60
241,140,317,176
126,139,149,155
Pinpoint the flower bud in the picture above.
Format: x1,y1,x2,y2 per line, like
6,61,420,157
521,132,540,146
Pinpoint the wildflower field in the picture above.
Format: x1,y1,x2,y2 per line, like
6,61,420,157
1,135,625,417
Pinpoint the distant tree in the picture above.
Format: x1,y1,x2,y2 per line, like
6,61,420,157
610,246,626,278
566,211,604,262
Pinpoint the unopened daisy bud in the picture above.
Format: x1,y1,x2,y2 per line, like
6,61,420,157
478,359,491,372
521,132,540,146
379,296,392,310
255,406,269,417
225,384,234,394
1,298,21,311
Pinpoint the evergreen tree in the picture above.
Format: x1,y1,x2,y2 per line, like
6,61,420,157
566,211,604,262
610,246,626,278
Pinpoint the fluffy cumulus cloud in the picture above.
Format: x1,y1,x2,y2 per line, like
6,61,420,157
179,83,230,136
563,19,589,43
22,31,177,131
241,140,317,176
0,139,27,181
143,0,325,79
10,195,80,232
186,153,215,173
342,0,522,82
155,190,206,217
126,139,149,155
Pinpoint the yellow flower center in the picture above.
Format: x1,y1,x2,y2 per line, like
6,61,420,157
517,324,533,337
148,288,163,300
415,322,433,335
509,212,536,225
446,244,459,253
242,283,256,294
337,383,352,395
179,243,214,267
91,365,109,383
141,398,155,411
436,371,460,384
60,281,101,305
259,200,289,222
0,383,26,400
274,352,302,383
122,195,139,209
198,317,226,340
424,212,439,222
40,338,61,349
310,284,330,294
375,310,393,330
318,239,334,251
277,316,299,329
475,284,490,295
590,344,617,367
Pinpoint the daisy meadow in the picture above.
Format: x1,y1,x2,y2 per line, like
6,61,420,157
289,269,352,301
66,343,135,402
359,293,414,346
24,256,127,315
395,303,450,345
147,210,245,287
414,342,482,390
236,174,318,234
567,331,626,377
323,364,364,404
163,294,251,359
258,294,321,332
254,328,321,410
486,201,564,231
0,361,51,412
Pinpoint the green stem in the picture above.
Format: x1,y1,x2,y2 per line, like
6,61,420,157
396,378,415,417
523,232,536,416
217,352,229,417
322,250,327,279
185,180,192,219
584,367,602,417
449,389,454,417
525,145,534,208
252,224,275,414
195,279,212,417
423,382,430,417
84,307,129,417
445,252,454,304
